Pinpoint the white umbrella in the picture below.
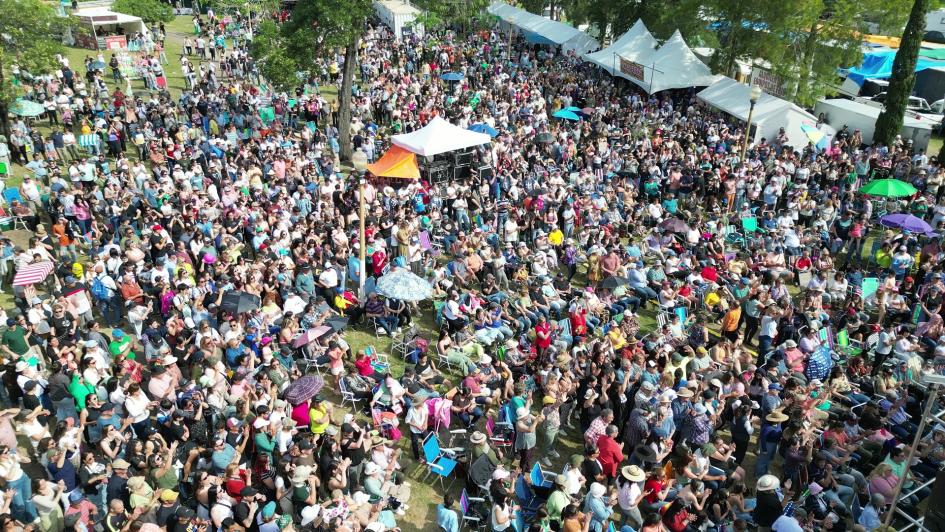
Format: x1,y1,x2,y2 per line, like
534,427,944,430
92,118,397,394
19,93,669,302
376,268,433,302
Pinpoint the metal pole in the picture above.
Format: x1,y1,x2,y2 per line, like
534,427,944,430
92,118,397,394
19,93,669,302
358,177,367,295
740,100,756,164
882,385,940,528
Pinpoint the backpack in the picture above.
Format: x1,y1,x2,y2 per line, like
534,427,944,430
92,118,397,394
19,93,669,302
90,276,110,301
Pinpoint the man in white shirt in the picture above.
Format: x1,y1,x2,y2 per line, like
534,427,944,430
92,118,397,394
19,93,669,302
771,507,806,532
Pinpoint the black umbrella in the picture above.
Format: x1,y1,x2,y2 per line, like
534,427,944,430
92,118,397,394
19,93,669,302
600,276,629,290
535,132,555,144
220,290,262,315
659,217,691,234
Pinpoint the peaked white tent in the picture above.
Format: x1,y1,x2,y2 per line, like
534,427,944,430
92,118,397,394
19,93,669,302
633,30,719,94
582,20,659,78
391,116,493,156
487,2,600,55
697,77,835,151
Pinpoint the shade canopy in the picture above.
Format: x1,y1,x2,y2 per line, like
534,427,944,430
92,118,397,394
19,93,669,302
633,30,718,94
582,20,659,78
859,179,918,197
698,77,835,152
366,145,420,179
391,116,492,156
487,2,599,55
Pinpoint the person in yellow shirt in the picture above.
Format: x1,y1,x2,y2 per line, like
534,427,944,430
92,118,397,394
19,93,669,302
875,242,893,270
309,395,333,434
607,324,627,351
334,287,365,325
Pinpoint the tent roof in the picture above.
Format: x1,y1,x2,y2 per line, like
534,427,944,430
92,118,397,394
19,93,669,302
582,20,659,78
488,2,599,54
367,145,420,179
818,98,932,130
698,77,834,151
375,0,421,16
391,116,492,156
76,7,144,26
635,30,719,93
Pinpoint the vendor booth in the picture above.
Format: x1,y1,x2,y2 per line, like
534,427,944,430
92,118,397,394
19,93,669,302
635,31,720,94
698,77,836,152
73,7,147,50
487,1,599,55
373,0,424,38
582,20,658,79
391,116,492,157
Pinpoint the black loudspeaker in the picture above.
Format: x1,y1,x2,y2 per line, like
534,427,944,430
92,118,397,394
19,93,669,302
926,471,945,531
453,150,473,167
453,166,471,181
428,161,450,184
478,165,494,180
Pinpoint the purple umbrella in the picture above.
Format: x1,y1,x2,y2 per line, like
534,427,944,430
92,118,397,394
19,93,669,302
880,213,935,235
284,375,325,405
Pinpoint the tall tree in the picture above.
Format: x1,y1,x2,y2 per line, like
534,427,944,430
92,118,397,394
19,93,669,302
875,0,930,146
249,0,371,162
0,0,68,140
111,0,174,24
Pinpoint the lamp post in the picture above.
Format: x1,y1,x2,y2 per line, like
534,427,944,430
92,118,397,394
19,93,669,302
351,149,369,295
740,84,763,164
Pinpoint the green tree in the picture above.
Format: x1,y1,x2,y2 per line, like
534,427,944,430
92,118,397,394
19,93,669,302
413,0,490,34
111,0,174,24
875,0,930,146
250,0,371,161
0,0,69,139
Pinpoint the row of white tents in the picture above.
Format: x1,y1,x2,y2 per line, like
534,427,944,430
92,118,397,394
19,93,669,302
486,3,831,152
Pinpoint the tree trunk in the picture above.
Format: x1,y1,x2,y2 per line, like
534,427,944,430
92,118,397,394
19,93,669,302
0,60,9,143
795,21,821,102
338,34,359,163
875,0,930,146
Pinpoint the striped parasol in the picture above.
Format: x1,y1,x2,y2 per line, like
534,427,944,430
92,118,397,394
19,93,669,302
13,261,55,287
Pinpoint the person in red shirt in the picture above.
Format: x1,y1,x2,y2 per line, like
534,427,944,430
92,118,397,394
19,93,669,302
569,307,588,338
534,315,552,355
596,425,624,480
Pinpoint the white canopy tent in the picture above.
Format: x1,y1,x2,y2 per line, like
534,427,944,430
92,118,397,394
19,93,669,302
391,116,492,156
373,0,424,38
632,30,719,94
697,77,835,152
582,20,659,78
76,7,147,35
487,2,599,55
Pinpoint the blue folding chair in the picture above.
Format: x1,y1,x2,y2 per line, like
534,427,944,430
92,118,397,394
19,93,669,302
2,188,23,205
460,489,486,531
421,433,458,490
529,462,555,489
513,475,542,518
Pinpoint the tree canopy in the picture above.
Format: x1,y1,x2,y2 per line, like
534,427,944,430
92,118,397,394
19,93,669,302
0,0,69,136
111,0,174,24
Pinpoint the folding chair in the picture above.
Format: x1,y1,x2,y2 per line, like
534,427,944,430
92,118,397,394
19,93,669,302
419,230,441,258
513,475,543,518
391,327,418,359
297,344,328,375
656,312,669,329
365,346,390,374
529,462,555,489
460,489,487,531
485,415,513,452
421,432,458,490
0,206,27,232
339,378,365,412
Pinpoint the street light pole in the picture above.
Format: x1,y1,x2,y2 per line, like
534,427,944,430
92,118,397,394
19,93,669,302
740,84,762,164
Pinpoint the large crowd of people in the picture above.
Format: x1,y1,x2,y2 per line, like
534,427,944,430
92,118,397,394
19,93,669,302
0,6,942,532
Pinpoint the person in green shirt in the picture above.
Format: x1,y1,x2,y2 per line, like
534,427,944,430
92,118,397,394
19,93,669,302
68,373,96,411
545,475,571,522
1,318,31,358
148,440,179,490
108,329,136,361
253,418,276,460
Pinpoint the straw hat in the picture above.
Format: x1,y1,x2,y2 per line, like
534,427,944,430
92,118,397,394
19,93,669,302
766,410,789,423
291,465,313,486
621,465,646,482
470,431,487,445
676,388,694,398
756,474,780,492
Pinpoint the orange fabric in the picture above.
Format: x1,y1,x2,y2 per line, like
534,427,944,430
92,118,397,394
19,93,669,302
366,145,420,179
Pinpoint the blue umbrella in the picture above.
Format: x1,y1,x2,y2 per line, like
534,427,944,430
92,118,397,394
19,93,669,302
89,60,107,70
552,109,581,121
376,268,433,302
440,72,464,82
468,123,498,137
880,213,936,235
562,106,582,112
9,99,44,118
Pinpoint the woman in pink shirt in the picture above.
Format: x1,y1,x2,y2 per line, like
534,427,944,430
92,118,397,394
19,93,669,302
290,399,311,427
868,463,900,505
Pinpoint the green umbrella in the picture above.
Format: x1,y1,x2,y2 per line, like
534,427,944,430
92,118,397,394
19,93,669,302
858,178,917,198
9,99,45,118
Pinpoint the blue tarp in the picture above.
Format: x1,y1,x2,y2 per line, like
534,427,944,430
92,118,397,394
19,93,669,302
846,50,945,85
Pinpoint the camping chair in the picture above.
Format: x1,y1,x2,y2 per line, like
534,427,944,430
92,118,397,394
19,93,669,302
298,344,328,376
740,217,766,247
365,346,390,374
529,462,556,490
485,415,513,452
460,489,487,531
656,312,670,330
421,432,459,490
0,205,27,232
724,223,745,248
513,474,544,519
419,230,441,258
339,378,365,412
